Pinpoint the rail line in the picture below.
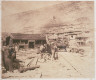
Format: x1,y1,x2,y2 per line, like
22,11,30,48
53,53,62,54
59,53,83,76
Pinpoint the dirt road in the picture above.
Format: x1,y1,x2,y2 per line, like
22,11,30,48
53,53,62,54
37,52,95,78
2,51,95,78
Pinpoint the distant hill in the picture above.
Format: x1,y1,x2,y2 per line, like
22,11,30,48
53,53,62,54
2,1,94,34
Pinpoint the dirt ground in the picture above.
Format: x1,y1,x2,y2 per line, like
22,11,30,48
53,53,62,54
2,48,95,79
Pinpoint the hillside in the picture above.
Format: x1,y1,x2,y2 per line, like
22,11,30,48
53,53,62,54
2,1,94,34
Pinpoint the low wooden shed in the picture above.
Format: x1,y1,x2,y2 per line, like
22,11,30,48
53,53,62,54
10,33,46,49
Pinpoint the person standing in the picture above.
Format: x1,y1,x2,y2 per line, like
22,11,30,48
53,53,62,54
14,43,18,52
51,42,58,60
40,44,44,59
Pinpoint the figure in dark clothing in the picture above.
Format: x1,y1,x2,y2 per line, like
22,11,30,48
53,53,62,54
9,47,16,62
50,42,58,60
2,46,13,72
46,44,52,54
2,36,18,72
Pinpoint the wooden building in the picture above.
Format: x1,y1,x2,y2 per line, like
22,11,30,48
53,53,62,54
10,33,46,49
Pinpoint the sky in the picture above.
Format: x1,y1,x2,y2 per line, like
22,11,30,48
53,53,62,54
2,1,62,17
1,1,63,33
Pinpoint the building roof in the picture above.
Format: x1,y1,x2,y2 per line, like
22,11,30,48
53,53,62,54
46,31,82,34
10,33,46,40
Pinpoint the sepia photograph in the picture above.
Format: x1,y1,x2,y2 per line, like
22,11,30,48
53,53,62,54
1,1,95,79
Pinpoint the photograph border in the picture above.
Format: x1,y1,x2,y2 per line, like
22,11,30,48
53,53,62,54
0,0,95,80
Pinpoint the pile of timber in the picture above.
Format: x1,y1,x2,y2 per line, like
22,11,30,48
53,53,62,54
19,65,40,73
18,53,40,73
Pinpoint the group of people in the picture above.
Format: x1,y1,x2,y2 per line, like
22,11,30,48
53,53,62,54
39,41,58,61
2,45,18,72
2,37,20,73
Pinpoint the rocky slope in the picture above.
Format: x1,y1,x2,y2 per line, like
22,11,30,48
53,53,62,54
2,1,94,34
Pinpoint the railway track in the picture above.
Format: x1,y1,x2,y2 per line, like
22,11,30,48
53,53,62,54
59,53,84,77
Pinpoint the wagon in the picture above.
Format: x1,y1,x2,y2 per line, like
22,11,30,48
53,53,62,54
69,46,85,55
